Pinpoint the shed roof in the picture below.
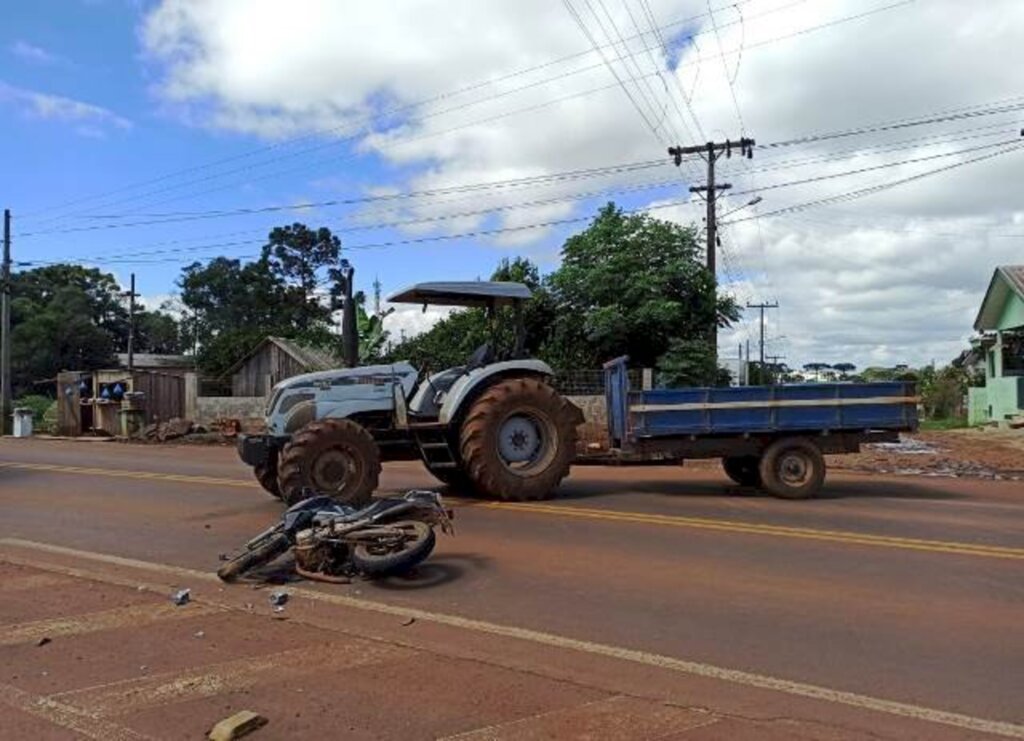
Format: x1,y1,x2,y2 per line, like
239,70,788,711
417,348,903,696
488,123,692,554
222,336,341,378
115,353,194,369
387,281,531,308
973,265,1024,331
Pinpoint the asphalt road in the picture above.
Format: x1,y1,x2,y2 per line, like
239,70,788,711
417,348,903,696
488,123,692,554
0,438,1021,740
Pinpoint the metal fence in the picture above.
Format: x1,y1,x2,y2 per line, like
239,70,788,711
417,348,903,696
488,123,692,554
550,369,643,396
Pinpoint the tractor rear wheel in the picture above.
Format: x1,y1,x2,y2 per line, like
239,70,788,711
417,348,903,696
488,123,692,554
459,378,579,501
277,418,380,507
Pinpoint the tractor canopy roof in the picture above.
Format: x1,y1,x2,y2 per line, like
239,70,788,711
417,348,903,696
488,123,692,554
387,281,532,308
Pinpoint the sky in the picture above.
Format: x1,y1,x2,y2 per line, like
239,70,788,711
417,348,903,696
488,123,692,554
3,0,1023,371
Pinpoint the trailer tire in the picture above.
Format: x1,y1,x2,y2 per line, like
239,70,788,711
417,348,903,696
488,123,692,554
278,418,380,507
722,456,762,488
460,378,578,501
759,438,825,499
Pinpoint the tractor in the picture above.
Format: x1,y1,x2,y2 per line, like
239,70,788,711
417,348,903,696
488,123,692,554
237,281,583,505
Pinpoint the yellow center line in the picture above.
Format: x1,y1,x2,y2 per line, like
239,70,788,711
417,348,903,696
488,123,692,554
0,461,255,488
456,501,1024,560
4,460,1021,560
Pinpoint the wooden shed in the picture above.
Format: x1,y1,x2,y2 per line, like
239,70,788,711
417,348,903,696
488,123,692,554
225,336,342,397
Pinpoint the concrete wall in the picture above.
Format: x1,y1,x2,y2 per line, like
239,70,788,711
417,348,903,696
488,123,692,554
967,387,989,426
196,396,267,432
968,378,1024,426
567,394,608,451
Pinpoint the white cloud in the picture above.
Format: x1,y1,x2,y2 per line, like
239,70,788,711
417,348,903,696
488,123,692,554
140,0,1024,368
382,303,454,342
9,40,59,65
0,80,132,134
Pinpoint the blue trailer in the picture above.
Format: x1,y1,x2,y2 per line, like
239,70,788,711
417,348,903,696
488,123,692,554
600,357,919,499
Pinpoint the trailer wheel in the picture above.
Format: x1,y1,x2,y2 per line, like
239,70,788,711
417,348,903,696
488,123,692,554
277,418,380,506
460,378,579,501
722,456,762,488
759,438,825,499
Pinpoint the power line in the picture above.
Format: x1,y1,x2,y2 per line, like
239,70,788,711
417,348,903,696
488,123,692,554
725,142,1024,224
26,0,905,228
22,0,759,225
760,98,1024,150
17,158,673,237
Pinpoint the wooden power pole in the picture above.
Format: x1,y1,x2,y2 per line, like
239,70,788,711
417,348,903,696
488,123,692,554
1,209,10,434
123,273,139,372
668,138,755,364
746,300,779,368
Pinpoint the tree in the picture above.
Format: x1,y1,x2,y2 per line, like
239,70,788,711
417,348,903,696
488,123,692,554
11,286,117,394
832,362,857,379
919,365,968,420
802,362,832,382
8,265,130,394
262,223,342,333
135,310,183,355
546,203,739,373
387,205,739,385
179,256,291,376
658,339,732,387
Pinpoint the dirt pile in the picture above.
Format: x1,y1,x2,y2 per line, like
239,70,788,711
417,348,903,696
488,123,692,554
830,428,1024,480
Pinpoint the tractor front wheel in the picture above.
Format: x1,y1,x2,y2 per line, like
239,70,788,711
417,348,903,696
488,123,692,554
277,418,380,506
459,378,579,501
253,454,282,499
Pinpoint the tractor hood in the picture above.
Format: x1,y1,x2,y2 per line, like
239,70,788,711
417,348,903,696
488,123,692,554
270,362,418,396
268,362,423,431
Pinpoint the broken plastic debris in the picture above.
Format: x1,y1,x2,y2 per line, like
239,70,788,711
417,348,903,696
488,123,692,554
194,630,205,639
269,591,288,607
171,588,191,606
36,637,51,647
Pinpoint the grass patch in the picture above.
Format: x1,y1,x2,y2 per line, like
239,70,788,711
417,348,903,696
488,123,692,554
918,417,969,431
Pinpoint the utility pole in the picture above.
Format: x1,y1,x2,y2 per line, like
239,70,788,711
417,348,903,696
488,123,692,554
123,273,139,372
746,300,779,368
1,209,11,435
766,354,787,385
668,137,755,364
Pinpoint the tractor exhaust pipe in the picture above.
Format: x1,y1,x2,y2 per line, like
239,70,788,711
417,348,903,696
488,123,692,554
339,259,358,368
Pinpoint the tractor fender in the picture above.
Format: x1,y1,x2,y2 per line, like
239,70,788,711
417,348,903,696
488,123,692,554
439,359,555,426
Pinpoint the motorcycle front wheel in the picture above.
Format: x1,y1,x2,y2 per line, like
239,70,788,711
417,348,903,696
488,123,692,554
351,520,436,575
217,533,291,582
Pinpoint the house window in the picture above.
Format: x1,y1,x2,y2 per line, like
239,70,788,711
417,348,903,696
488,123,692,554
1002,332,1024,376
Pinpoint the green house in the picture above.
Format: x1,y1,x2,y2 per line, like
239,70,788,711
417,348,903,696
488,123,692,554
968,265,1024,426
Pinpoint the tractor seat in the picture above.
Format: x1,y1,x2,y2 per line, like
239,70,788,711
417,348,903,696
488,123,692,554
407,344,494,418
465,342,493,370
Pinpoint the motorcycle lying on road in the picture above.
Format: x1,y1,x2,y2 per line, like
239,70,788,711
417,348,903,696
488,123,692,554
217,490,453,583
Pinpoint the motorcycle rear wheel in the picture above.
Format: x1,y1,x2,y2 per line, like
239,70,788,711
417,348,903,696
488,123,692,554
351,520,435,576
217,533,290,582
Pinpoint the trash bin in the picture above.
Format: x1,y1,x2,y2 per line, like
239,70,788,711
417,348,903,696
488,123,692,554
12,408,33,438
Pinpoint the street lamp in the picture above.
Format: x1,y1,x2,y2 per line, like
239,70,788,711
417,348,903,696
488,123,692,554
719,196,763,221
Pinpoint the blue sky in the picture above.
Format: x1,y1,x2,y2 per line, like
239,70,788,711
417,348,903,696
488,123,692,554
2,0,682,312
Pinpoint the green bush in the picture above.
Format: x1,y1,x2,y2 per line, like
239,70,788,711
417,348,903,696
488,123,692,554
13,395,53,420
